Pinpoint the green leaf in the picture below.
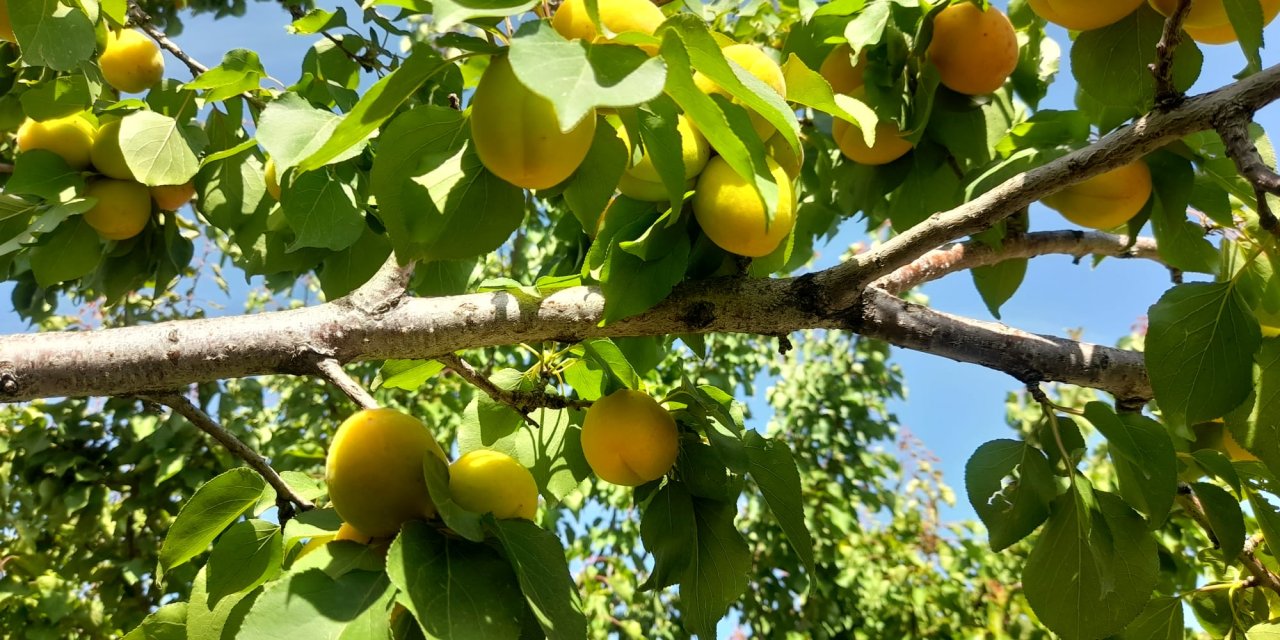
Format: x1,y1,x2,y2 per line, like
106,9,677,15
19,72,97,121
1193,481,1246,562
488,518,587,640
1234,339,1280,481
1023,486,1158,640
887,149,962,232
964,439,1055,552
422,450,486,542
632,97,692,212
238,569,394,639
842,0,890,51
509,21,667,133
1147,152,1217,274
432,0,538,31
1082,402,1176,527
187,568,260,640
1071,5,1202,110
599,215,691,323
680,496,752,638
971,259,1026,319
184,49,267,102
563,121,627,234
1120,597,1183,640
377,359,446,391
288,7,348,34
1224,0,1263,77
11,0,96,71
580,338,640,390
640,481,696,591
742,431,815,576
319,227,393,298
205,519,283,604
120,110,202,187
1145,282,1261,428
258,93,370,170
122,602,187,640
780,54,863,127
159,467,268,572
300,44,456,171
280,169,365,252
29,215,102,287
388,520,528,640
0,199,89,257
9,150,84,200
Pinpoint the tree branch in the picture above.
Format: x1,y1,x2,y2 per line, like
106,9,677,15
126,1,208,76
1177,488,1280,597
816,62,1280,308
310,357,378,410
1216,117,1280,234
147,391,315,517
1150,0,1192,107
439,353,591,422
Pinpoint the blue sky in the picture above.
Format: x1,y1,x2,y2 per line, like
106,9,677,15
3,1,1278,530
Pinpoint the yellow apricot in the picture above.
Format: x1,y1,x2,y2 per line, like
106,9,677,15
83,179,152,240
1151,0,1280,44
90,119,135,180
819,44,866,95
1041,162,1152,230
264,157,281,201
581,389,679,486
831,110,912,166
1028,0,1145,31
448,449,539,520
100,30,165,94
470,55,596,190
151,182,196,211
618,173,695,201
334,523,372,544
325,408,449,538
0,0,13,42
552,0,665,50
619,115,710,183
693,156,796,257
765,132,804,179
17,115,96,170
927,3,1018,95
1258,307,1280,337
693,44,786,140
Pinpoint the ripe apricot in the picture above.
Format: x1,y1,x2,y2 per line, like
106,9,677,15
693,156,796,257
0,1,13,42
831,90,913,166
151,182,196,211
615,115,710,201
765,133,804,179
1028,0,1145,31
334,523,372,544
264,158,281,201
552,0,665,50
83,179,152,240
470,55,596,190
693,44,786,140
90,119,135,180
1151,0,1280,44
819,44,866,95
17,115,96,170
100,30,165,94
325,408,449,538
581,389,679,486
927,3,1018,95
1258,307,1280,337
448,449,539,520
1041,161,1152,230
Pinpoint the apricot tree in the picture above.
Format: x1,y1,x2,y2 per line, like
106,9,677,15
3,0,1280,638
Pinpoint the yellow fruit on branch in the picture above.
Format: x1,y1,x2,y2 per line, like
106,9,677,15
831,89,913,166
765,132,804,179
470,55,596,190
17,115,96,170
1150,0,1280,44
1258,306,1280,338
83,179,152,240
693,44,787,141
552,0,665,50
927,3,1018,95
324,408,449,538
448,449,539,520
90,119,135,180
581,389,679,486
264,157,281,201
615,114,710,201
100,30,165,94
334,523,372,544
692,156,796,257
1028,0,1145,31
150,182,196,211
1040,161,1152,230
819,44,866,95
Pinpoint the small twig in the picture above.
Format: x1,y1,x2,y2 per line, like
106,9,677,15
311,356,379,410
1150,0,1192,108
126,1,207,77
439,353,591,425
1177,487,1280,596
276,0,383,72
147,391,315,519
0,163,14,174
1217,117,1280,234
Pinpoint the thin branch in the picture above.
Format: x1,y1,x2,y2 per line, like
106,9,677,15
147,391,315,518
1150,0,1192,107
126,1,207,76
439,353,591,423
275,0,384,72
311,357,378,410
1177,487,1280,597
1217,117,1280,234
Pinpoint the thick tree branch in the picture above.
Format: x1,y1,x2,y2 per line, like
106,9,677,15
1177,488,1280,596
311,357,378,410
439,353,592,420
817,63,1280,307
1150,0,1192,107
147,391,315,517
1216,117,1280,233
875,231,1161,294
